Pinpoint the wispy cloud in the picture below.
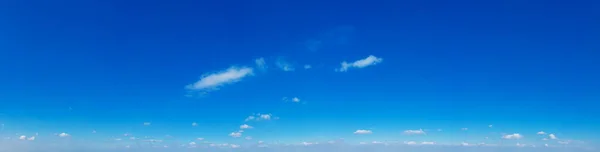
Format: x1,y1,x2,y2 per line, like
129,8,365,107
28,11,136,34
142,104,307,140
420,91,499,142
336,55,383,72
403,129,426,135
245,113,277,122
354,130,373,135
240,124,253,129
229,132,242,138
186,66,254,92
537,131,547,135
304,64,312,69
502,133,523,139
275,57,294,72
58,132,70,137
255,57,267,70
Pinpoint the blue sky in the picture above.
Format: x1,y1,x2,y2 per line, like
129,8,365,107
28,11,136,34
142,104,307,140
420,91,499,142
0,0,599,151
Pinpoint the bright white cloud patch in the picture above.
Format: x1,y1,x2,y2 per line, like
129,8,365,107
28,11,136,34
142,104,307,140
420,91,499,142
240,124,253,129
229,132,242,138
403,129,426,135
255,57,267,69
27,136,35,141
502,133,523,139
19,135,26,140
292,97,300,102
186,66,254,91
537,131,547,135
354,130,372,135
404,141,417,145
549,134,558,140
58,132,70,137
336,55,383,72
421,141,435,145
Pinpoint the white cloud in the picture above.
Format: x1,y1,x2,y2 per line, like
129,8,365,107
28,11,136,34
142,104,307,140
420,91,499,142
189,142,196,145
27,136,35,141
240,124,253,129
403,129,426,135
186,66,254,91
292,97,300,102
255,58,267,70
192,122,198,127
231,144,240,148
537,131,546,135
304,65,312,69
502,133,523,139
421,141,435,145
229,132,242,138
58,133,70,137
276,58,294,71
245,113,275,122
19,135,26,140
354,130,372,135
302,142,315,146
404,141,417,145
461,142,470,146
336,55,382,72
549,134,558,140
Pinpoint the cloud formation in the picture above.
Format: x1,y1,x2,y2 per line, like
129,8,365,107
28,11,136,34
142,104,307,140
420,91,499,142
354,130,373,135
255,58,267,70
275,58,294,72
502,133,523,139
186,66,254,91
336,55,383,72
403,129,426,135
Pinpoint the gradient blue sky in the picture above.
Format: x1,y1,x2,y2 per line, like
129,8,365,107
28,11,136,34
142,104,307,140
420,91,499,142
1,0,599,151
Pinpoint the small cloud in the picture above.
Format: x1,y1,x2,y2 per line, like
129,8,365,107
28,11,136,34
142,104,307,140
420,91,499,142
231,144,241,148
192,122,198,127
421,141,435,145
229,132,242,138
255,58,267,70
245,136,252,140
549,134,558,140
115,138,122,141
245,113,277,122
516,143,526,147
488,125,493,128
354,130,372,135
304,65,312,69
461,142,470,146
537,131,547,135
461,128,469,131
19,135,26,140
27,136,35,141
197,138,204,140
275,57,295,72
189,142,196,145
186,66,254,92
336,55,383,72
502,133,523,139
302,142,314,146
404,141,417,145
240,124,253,129
258,141,264,144
143,122,151,126
403,129,426,135
292,97,300,102
58,132,70,137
